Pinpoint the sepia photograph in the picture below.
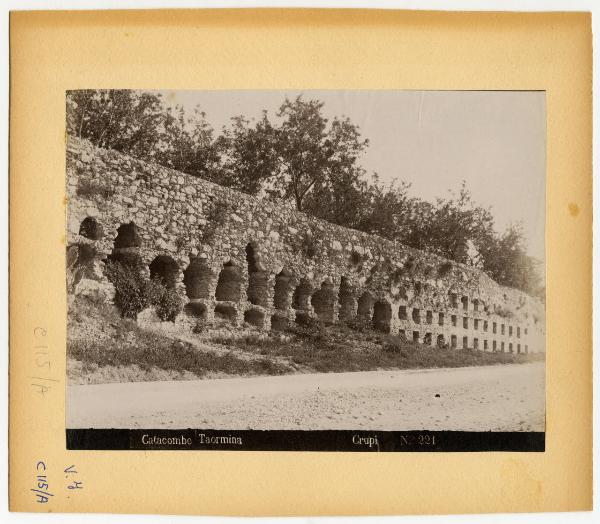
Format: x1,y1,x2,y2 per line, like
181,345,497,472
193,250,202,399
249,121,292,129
64,89,546,451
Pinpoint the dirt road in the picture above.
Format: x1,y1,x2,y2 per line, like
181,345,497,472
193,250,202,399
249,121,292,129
66,361,545,431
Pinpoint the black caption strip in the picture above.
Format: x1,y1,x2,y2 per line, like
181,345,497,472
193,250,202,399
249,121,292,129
67,429,544,452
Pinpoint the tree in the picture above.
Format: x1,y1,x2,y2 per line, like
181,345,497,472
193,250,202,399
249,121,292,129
155,105,223,181
477,224,544,299
349,175,415,238
217,112,280,194
417,183,495,264
269,96,369,211
66,90,165,159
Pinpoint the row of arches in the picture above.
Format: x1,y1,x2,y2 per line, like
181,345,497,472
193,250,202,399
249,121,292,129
80,218,519,322
79,218,530,341
94,221,395,331
398,331,529,353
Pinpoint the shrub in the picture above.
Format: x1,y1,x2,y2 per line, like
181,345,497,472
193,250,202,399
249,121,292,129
382,335,411,355
192,319,208,334
294,312,322,330
152,280,183,322
104,259,156,319
105,258,183,322
346,316,373,333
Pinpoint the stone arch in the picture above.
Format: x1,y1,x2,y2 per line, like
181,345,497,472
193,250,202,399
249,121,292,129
424,332,432,346
244,309,265,328
372,300,392,333
311,281,336,324
398,305,407,320
357,291,373,318
215,261,241,302
412,308,421,324
448,291,458,308
273,270,293,311
79,216,103,240
245,244,268,307
183,258,213,299
292,278,313,311
149,255,178,289
338,277,357,321
109,222,143,267
114,222,141,249
436,334,445,348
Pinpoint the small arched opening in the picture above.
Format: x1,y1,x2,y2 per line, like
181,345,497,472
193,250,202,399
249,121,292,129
244,309,265,329
292,279,313,311
357,291,373,318
108,222,143,267
449,291,458,308
214,303,237,324
398,305,407,320
215,261,241,302
149,255,179,289
311,281,336,324
184,301,207,319
114,222,142,249
372,300,392,333
412,308,421,324
461,296,469,311
79,217,103,240
436,334,445,348
183,258,213,299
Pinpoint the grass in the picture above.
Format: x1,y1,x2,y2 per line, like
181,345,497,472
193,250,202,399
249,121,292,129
68,334,288,378
69,295,543,382
210,321,544,374
68,296,288,379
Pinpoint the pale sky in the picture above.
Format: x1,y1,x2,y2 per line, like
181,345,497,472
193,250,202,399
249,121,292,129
157,90,546,261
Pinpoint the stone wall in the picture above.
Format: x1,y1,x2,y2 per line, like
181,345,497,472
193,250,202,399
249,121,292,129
66,136,546,353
